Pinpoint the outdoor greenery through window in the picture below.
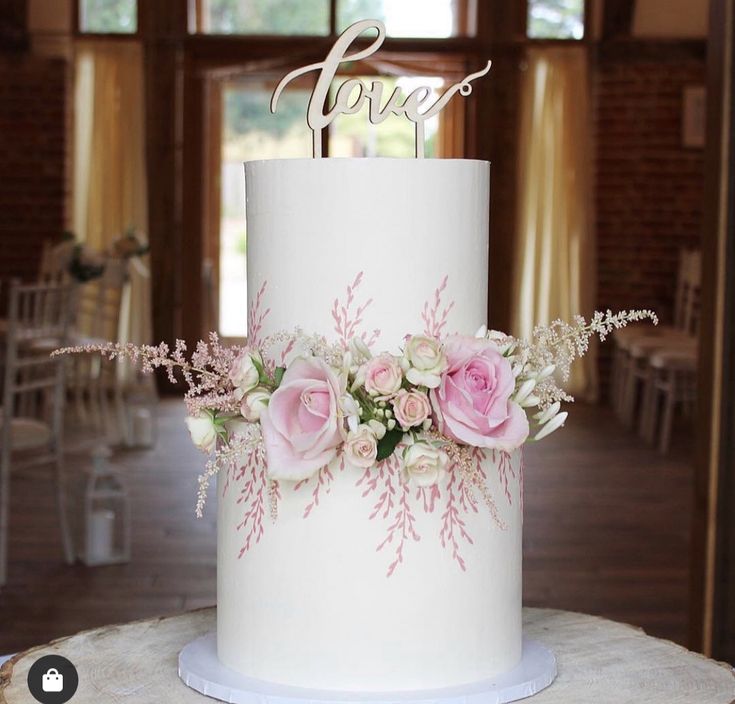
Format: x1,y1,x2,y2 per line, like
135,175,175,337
79,0,137,33
337,0,461,37
198,0,463,36
527,0,584,40
200,0,330,35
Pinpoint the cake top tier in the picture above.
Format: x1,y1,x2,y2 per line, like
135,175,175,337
244,157,490,350
269,18,492,159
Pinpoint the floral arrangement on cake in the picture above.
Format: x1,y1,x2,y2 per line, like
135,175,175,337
55,274,656,574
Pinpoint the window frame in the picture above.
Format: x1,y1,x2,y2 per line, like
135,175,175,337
74,0,141,38
525,0,591,44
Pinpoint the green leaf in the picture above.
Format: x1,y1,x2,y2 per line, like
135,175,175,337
273,366,286,387
376,428,404,461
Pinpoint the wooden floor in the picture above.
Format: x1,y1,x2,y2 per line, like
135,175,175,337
0,399,693,653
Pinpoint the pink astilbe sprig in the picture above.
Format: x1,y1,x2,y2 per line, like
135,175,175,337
53,334,245,419
422,275,455,338
197,425,263,519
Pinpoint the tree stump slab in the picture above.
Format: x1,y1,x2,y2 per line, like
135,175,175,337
1,607,733,703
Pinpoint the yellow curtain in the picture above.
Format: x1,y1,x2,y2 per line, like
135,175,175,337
73,40,152,357
511,47,597,399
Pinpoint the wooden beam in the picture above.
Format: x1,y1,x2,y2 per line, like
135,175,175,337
601,0,635,40
691,0,734,657
140,0,188,376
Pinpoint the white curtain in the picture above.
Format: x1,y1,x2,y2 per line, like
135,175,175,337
73,41,152,364
511,47,597,399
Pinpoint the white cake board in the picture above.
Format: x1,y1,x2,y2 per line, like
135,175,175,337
178,633,557,704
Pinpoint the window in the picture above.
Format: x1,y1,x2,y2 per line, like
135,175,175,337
79,0,137,34
195,0,468,37
199,0,330,36
337,0,462,38
527,0,584,40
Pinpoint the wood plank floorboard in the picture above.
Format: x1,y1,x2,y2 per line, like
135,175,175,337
0,400,692,653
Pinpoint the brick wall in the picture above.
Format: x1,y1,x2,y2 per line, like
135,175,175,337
594,45,706,394
0,54,67,286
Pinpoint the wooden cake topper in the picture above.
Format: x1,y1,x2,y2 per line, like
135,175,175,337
270,19,492,159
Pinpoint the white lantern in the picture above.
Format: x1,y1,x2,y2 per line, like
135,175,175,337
79,445,131,566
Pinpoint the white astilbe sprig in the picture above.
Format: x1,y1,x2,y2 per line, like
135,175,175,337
501,309,658,440
196,425,264,518
260,328,345,368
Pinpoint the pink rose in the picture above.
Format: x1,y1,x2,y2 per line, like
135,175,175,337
362,354,403,397
430,336,529,452
260,358,344,481
392,390,431,430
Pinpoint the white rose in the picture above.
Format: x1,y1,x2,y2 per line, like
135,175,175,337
185,413,219,453
340,393,361,433
240,387,271,422
344,425,378,469
229,350,261,398
400,335,447,388
402,442,449,487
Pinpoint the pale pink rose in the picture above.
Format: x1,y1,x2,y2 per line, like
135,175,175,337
343,425,378,468
430,336,529,452
392,389,431,430
362,354,403,397
260,358,344,481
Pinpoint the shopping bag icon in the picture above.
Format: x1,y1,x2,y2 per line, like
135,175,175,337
42,667,63,692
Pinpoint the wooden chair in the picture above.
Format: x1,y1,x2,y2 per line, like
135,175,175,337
613,250,700,426
0,281,75,587
67,258,129,441
639,341,698,453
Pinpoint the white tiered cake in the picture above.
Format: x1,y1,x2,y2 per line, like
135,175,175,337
216,158,524,691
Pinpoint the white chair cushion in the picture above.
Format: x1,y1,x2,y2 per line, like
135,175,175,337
650,346,698,370
616,325,690,352
0,411,52,451
629,334,697,359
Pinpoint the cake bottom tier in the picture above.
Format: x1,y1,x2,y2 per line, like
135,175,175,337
216,449,523,691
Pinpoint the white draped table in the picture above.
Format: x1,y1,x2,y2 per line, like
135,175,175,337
1,608,733,703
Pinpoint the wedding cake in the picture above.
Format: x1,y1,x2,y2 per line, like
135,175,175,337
57,17,657,703
217,158,524,691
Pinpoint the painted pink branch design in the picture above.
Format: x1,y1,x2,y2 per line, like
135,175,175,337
235,451,268,558
495,450,517,505
422,275,455,338
248,281,270,348
440,468,474,572
417,484,441,513
375,456,421,577
357,457,396,521
332,272,380,349
294,454,345,519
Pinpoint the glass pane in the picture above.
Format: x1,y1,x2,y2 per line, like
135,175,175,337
328,76,443,158
220,80,313,337
338,0,461,37
201,0,329,35
527,0,584,40
79,0,137,33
